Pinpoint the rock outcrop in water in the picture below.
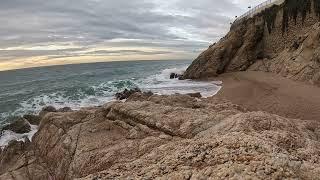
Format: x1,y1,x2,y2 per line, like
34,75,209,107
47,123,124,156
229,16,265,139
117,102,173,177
184,0,320,85
1,93,320,179
115,88,142,100
1,117,31,134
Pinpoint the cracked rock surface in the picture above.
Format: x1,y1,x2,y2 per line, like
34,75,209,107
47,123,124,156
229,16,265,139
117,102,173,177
1,94,320,179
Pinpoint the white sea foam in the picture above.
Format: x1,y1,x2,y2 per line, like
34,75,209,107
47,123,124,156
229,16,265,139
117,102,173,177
138,66,222,97
0,123,38,148
0,65,222,148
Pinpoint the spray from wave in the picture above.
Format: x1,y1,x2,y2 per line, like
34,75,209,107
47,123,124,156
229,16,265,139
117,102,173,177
11,66,220,116
0,65,221,147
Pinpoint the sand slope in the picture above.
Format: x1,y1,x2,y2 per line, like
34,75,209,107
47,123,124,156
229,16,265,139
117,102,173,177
212,71,320,120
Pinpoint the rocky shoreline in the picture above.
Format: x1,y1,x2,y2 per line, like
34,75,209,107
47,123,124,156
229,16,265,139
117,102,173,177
2,0,320,179
1,89,320,179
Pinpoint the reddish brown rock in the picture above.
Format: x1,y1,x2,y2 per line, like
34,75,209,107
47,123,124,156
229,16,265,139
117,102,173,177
0,94,319,179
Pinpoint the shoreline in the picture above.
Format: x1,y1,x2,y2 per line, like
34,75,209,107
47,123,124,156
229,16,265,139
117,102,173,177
209,71,320,120
1,86,320,179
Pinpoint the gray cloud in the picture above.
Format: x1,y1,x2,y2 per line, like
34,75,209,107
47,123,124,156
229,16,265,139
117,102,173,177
0,0,253,69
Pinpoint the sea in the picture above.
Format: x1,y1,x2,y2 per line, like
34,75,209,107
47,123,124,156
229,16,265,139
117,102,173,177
0,60,221,147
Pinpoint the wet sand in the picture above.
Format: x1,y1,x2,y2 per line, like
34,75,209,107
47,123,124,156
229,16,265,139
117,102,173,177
209,71,320,120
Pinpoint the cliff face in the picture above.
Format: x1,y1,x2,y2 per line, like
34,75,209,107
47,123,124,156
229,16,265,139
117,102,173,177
184,17,265,79
1,93,320,179
184,1,320,85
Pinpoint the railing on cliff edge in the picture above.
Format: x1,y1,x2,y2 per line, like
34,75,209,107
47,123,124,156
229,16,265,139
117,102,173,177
233,0,285,25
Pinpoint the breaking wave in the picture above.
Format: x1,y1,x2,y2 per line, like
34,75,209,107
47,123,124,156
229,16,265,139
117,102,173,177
0,62,221,147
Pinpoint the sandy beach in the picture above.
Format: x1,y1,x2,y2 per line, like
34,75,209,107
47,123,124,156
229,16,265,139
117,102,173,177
211,71,320,120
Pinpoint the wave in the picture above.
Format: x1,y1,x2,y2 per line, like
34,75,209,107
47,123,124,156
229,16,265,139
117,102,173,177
0,123,38,148
1,65,222,122
138,66,222,97
0,65,222,147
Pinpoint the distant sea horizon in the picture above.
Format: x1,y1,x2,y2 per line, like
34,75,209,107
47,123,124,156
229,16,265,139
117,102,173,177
0,59,221,147
0,59,191,73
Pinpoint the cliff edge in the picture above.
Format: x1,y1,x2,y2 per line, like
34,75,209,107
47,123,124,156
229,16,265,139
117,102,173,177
185,0,320,85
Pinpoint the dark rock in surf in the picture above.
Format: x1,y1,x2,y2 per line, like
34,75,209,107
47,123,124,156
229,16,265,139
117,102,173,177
23,114,41,125
186,92,202,98
169,73,184,80
42,106,57,112
178,75,184,80
1,117,31,134
170,73,176,79
39,106,57,117
115,88,142,100
58,107,73,112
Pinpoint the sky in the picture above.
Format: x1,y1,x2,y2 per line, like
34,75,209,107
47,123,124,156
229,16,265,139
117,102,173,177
0,0,261,71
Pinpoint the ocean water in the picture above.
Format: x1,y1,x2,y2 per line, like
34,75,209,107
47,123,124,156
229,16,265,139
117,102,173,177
0,60,221,146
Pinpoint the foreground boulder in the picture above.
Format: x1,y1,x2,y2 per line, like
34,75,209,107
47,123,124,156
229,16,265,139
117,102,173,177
0,94,320,179
1,117,31,134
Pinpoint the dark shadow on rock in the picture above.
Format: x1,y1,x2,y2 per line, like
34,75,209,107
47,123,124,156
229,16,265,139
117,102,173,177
1,117,31,134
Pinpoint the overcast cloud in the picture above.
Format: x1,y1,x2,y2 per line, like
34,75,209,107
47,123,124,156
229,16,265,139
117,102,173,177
0,0,259,71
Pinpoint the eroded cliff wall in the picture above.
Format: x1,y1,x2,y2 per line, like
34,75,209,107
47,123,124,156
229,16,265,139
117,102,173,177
185,0,320,85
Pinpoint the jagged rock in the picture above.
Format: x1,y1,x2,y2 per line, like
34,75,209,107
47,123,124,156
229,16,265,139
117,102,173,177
126,91,154,102
41,106,57,112
58,107,72,112
39,106,57,117
0,94,319,179
250,23,320,85
177,74,184,80
169,73,184,80
1,117,31,134
23,114,41,125
186,92,202,98
115,88,141,100
0,139,48,180
170,73,175,79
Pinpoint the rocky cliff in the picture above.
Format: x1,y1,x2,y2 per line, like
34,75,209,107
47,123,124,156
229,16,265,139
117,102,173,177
184,0,320,85
1,93,320,179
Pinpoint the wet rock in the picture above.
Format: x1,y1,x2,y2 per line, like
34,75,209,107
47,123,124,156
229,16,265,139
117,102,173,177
170,73,175,79
23,114,41,125
58,107,72,112
42,106,57,112
39,106,57,117
2,117,31,134
178,74,184,80
169,73,184,80
186,92,202,98
115,88,141,100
